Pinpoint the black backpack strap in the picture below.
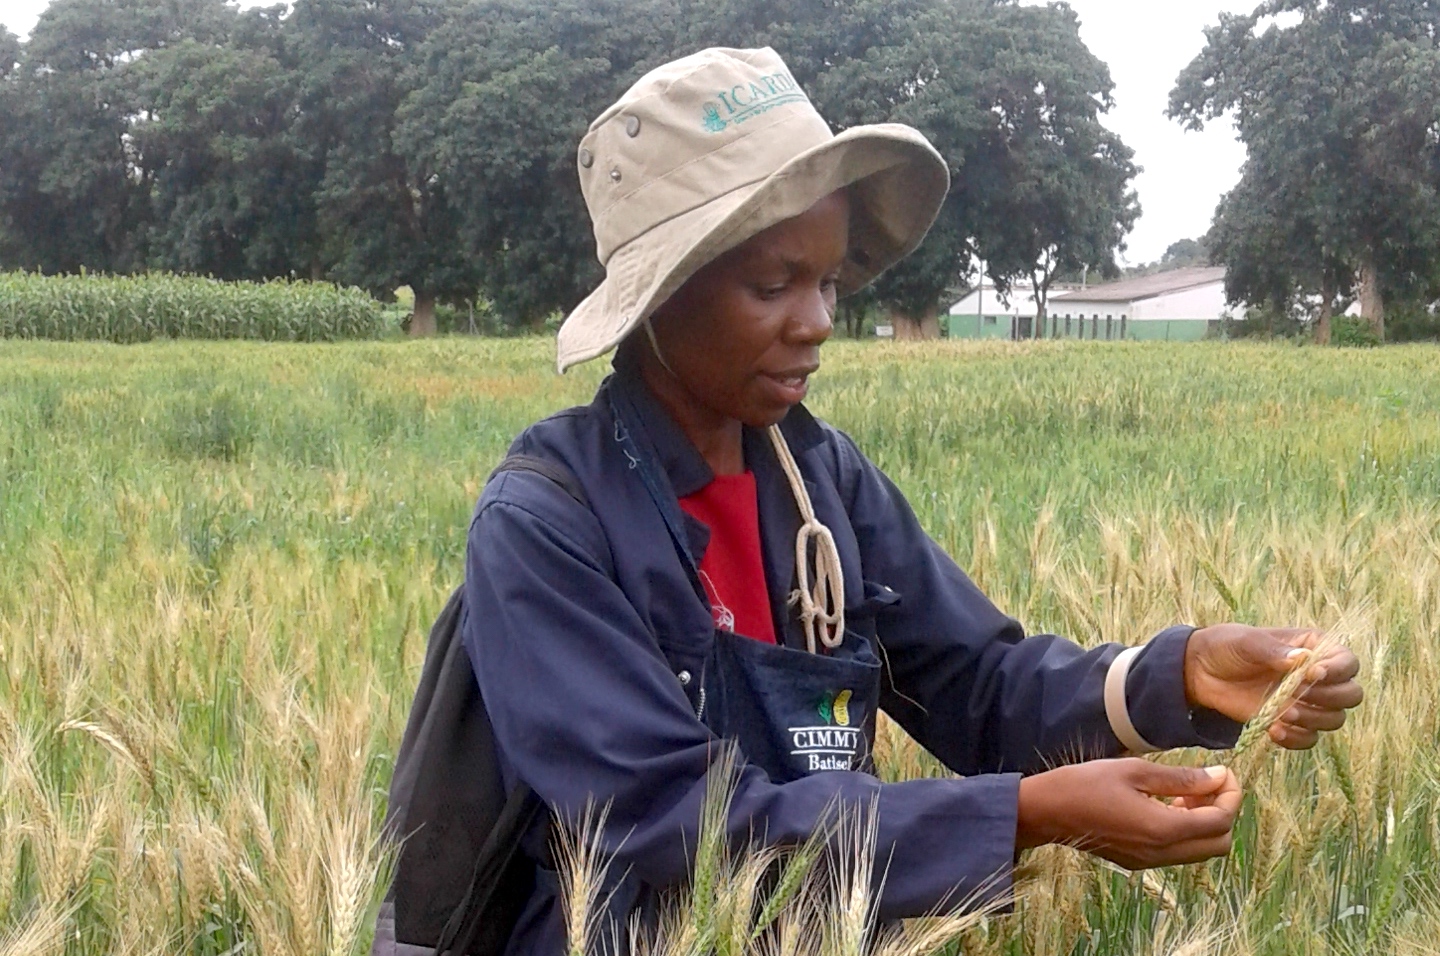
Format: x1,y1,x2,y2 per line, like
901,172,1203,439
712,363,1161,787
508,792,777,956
487,454,589,508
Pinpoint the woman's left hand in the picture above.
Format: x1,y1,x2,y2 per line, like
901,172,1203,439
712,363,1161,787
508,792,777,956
1183,624,1364,749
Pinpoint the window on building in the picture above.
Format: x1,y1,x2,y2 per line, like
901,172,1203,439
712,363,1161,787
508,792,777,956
983,315,997,325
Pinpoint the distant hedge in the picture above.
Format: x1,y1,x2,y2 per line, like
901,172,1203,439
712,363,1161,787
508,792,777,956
0,272,390,342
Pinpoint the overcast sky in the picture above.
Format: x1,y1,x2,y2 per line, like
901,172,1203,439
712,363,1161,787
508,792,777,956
1,0,1255,264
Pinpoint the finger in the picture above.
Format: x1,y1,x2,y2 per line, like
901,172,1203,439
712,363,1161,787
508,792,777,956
1155,832,1235,866
1156,802,1239,842
1277,701,1348,733
1267,627,1323,647
1168,791,1223,810
1308,647,1360,684
1295,680,1364,711
1268,721,1320,750
1167,791,1224,810
1206,768,1243,816
1133,763,1230,798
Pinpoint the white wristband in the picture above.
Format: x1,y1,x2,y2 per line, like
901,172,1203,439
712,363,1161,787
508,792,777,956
1104,645,1159,754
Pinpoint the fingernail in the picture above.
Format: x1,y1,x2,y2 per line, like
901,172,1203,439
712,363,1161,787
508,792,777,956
1286,648,1306,660
1204,765,1227,779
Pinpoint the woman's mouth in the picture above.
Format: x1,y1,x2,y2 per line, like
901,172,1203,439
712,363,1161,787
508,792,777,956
762,367,818,404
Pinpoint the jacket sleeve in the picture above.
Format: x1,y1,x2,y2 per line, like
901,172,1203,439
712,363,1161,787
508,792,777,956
826,429,1240,777
465,470,1019,920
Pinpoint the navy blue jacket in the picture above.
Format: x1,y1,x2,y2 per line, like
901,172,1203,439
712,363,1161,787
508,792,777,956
463,363,1240,955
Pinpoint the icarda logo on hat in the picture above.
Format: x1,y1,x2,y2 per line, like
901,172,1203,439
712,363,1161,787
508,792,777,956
699,69,807,133
556,46,951,372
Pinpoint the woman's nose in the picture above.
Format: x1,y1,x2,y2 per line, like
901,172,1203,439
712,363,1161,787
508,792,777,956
790,287,834,343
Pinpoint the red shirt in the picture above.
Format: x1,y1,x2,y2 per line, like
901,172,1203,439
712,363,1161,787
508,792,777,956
677,471,777,644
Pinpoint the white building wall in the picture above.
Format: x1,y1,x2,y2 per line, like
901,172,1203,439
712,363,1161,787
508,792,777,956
1049,281,1227,323
948,284,1043,318
1131,282,1227,321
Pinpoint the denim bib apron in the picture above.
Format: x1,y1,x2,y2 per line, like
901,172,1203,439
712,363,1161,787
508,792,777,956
703,626,881,782
610,387,882,784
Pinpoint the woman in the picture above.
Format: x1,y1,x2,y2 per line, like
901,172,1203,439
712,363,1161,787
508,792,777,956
465,47,1362,955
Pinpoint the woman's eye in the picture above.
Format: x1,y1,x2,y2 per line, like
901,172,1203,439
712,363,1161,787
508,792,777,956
757,284,787,300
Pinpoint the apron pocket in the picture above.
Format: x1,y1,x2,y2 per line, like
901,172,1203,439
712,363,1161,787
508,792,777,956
702,629,881,783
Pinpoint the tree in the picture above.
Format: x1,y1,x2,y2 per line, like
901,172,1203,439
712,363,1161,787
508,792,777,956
288,0,476,335
940,2,1138,339
1171,0,1440,340
0,0,236,273
1206,157,1353,342
0,26,18,76
1160,237,1208,270
128,6,324,280
0,27,18,260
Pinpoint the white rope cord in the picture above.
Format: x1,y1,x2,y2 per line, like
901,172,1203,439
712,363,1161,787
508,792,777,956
766,425,845,654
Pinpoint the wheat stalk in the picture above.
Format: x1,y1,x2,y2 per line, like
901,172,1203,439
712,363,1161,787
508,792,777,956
0,901,73,956
554,798,621,956
1232,604,1369,756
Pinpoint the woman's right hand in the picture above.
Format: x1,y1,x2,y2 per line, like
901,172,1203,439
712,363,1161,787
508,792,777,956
1016,758,1242,870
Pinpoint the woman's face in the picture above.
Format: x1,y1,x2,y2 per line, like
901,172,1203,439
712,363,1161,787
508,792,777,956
647,190,850,430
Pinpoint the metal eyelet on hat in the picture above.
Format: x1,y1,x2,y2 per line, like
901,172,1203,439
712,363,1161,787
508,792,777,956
625,115,641,137
578,148,594,169
610,167,622,183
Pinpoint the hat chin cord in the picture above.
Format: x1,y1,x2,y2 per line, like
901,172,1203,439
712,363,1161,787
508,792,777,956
766,426,845,654
642,319,677,378
645,319,844,654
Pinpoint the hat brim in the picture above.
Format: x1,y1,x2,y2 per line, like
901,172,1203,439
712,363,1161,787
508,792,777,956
556,123,949,372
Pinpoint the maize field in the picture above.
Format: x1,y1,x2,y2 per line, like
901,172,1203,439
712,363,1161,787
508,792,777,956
2,337,1439,955
0,273,388,342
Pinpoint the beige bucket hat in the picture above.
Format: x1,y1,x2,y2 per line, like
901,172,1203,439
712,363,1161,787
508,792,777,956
556,46,951,372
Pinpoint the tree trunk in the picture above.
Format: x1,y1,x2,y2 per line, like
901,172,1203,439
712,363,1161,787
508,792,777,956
891,306,940,340
1359,255,1385,340
409,289,437,337
1030,272,1050,340
1315,270,1335,345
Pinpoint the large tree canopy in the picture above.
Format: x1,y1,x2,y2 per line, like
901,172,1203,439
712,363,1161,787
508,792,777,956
1171,0,1440,340
0,0,1140,335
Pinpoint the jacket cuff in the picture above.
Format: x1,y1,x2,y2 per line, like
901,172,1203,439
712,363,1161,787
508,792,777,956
1115,626,1242,751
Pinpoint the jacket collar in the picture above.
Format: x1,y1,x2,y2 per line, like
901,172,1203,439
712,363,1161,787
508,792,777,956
607,353,828,499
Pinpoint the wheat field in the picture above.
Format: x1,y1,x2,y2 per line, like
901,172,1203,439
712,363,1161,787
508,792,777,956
3,338,1440,955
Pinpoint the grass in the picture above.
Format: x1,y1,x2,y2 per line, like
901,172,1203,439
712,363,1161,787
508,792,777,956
2,337,1440,954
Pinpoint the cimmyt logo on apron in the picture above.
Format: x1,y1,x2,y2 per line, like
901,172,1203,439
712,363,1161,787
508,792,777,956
816,689,852,726
788,690,859,772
